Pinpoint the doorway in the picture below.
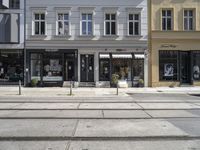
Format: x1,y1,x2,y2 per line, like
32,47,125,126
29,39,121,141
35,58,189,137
64,53,75,81
80,54,94,82
180,51,191,84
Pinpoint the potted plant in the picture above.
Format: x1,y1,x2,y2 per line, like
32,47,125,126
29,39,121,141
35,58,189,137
111,74,119,87
31,79,38,87
138,79,144,87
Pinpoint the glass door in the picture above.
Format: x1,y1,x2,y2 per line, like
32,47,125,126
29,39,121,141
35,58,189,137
180,51,191,84
80,54,94,82
64,53,75,81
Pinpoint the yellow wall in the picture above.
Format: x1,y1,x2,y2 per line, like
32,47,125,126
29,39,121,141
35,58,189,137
150,0,200,87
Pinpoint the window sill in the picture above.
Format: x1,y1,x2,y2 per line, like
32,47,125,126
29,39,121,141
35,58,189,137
30,35,47,39
102,35,119,39
78,35,95,39
54,35,71,39
126,35,143,38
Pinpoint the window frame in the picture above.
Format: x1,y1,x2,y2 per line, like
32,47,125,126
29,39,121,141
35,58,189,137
128,13,141,36
104,13,117,36
56,13,70,36
183,9,195,31
9,0,20,9
80,13,93,36
161,8,173,31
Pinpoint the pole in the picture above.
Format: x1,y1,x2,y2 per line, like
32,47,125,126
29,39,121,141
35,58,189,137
19,80,22,95
116,81,119,96
70,81,72,96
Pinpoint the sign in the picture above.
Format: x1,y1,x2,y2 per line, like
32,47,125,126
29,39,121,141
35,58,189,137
164,64,174,77
161,44,177,48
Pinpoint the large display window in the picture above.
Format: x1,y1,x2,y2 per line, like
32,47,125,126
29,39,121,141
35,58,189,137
99,54,110,81
159,51,179,81
193,51,200,81
0,50,23,83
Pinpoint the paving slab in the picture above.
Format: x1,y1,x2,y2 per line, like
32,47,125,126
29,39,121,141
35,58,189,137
0,119,76,137
146,110,200,118
0,103,22,109
138,103,200,109
0,141,69,150
69,140,200,150
13,103,79,109
0,110,103,118
103,110,150,118
74,119,188,137
79,103,141,109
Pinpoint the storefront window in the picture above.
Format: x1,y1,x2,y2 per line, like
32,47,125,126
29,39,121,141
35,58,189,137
99,54,110,81
0,50,23,83
31,53,41,80
43,53,63,81
193,51,200,81
159,51,178,81
133,54,144,86
112,54,132,81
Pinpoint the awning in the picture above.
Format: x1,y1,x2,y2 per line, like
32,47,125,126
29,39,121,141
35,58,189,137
100,54,110,58
134,54,144,59
112,54,132,59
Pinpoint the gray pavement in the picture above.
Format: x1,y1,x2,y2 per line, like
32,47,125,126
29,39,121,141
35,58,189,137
0,88,200,149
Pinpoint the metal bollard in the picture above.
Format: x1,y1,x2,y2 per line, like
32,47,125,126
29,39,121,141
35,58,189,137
70,81,73,96
116,82,119,96
19,80,22,95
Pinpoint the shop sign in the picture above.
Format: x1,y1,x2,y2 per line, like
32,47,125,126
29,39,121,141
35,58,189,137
161,44,177,49
45,49,59,52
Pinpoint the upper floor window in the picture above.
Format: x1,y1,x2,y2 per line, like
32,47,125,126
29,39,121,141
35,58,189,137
105,13,116,35
184,9,194,31
128,14,140,36
81,13,93,35
57,13,69,35
34,13,45,35
162,9,173,31
9,0,19,9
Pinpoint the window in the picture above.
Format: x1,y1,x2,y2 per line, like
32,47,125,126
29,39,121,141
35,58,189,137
128,14,140,35
34,13,45,35
31,53,42,80
105,13,116,35
81,13,93,35
184,9,194,31
0,13,19,43
0,50,23,83
9,0,19,9
57,13,69,35
159,51,178,81
193,51,200,81
99,54,110,81
162,9,173,31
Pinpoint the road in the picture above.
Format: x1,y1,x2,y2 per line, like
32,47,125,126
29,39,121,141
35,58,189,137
0,93,200,149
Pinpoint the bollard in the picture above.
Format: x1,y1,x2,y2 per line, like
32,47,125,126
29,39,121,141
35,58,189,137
116,82,119,96
70,81,73,96
19,80,22,95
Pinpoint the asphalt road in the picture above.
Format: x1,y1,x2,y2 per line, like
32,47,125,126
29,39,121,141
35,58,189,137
0,93,200,150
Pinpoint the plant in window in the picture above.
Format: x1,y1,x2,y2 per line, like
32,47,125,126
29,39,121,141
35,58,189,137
31,78,38,87
111,73,119,86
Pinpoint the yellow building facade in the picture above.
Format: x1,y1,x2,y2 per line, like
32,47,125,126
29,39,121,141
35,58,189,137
149,0,200,87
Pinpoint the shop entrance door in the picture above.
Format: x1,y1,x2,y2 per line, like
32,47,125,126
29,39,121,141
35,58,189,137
80,54,94,82
180,51,191,84
64,54,75,81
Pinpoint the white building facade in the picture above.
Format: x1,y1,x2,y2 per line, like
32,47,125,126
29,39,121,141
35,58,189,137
25,0,148,87
0,0,24,85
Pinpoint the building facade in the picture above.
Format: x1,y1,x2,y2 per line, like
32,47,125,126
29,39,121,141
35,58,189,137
0,0,24,85
25,0,148,87
150,0,200,87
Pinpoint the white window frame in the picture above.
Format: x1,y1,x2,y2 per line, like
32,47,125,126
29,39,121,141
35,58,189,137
183,9,195,31
31,8,47,36
79,7,95,36
128,13,141,36
55,7,71,36
104,13,117,36
161,9,173,31
81,13,93,36
33,13,46,35
103,7,119,36
56,13,69,35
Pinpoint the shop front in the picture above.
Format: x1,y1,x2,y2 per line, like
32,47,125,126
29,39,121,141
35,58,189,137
0,49,24,85
27,49,78,87
158,50,200,86
99,53,145,87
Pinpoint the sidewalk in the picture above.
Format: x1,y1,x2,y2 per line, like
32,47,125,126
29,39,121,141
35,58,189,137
0,86,200,97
